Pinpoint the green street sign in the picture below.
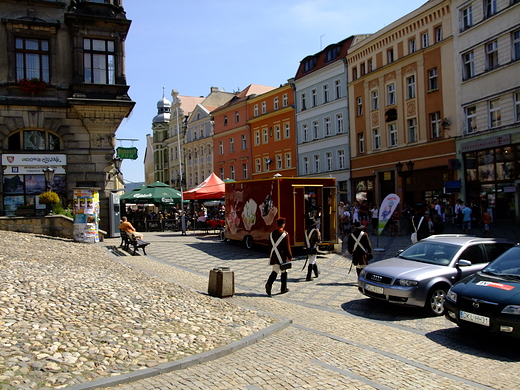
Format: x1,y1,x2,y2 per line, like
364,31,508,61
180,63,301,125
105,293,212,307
117,147,138,160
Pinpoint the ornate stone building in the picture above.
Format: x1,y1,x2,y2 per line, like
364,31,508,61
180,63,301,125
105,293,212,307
0,0,134,232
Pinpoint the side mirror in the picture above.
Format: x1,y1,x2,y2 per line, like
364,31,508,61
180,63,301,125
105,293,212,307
457,259,472,267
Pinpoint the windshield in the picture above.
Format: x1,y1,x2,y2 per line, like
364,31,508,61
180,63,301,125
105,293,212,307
398,241,460,266
483,247,520,277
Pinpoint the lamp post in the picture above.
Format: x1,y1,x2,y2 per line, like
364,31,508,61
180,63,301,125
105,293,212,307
113,156,123,175
395,160,414,204
43,167,55,192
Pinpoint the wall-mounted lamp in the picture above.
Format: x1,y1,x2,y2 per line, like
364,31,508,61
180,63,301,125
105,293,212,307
442,118,451,130
43,167,55,191
396,160,414,179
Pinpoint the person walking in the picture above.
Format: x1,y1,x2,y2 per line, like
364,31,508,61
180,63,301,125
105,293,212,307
304,217,321,281
412,203,430,241
370,203,379,236
265,217,293,296
347,222,373,277
481,209,493,237
462,202,473,234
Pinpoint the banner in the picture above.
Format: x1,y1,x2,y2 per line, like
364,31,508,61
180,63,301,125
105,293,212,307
378,193,400,236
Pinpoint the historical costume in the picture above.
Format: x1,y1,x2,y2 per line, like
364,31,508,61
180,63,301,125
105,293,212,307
304,217,321,281
347,221,373,277
265,217,293,296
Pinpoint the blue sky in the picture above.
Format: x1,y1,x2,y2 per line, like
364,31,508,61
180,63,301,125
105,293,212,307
118,0,427,183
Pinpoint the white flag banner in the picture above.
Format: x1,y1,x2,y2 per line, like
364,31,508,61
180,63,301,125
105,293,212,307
378,193,400,236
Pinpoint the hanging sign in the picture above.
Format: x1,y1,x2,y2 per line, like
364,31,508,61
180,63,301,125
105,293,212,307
116,147,138,160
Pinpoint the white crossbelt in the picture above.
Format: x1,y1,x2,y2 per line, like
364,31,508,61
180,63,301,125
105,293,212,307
270,231,287,263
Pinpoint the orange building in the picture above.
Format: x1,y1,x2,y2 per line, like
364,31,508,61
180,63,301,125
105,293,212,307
248,83,297,180
212,85,275,181
346,0,458,207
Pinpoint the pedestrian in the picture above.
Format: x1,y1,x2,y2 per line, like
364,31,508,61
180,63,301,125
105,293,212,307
370,203,379,236
340,207,351,240
480,209,492,237
455,199,464,227
412,203,430,241
347,221,373,277
400,202,413,235
265,217,293,296
304,217,321,281
119,216,144,239
462,202,473,234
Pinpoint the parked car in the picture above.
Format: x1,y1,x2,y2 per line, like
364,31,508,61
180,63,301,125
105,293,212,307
444,245,520,339
358,235,514,316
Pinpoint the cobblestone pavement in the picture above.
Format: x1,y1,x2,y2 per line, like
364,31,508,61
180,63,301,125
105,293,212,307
97,224,520,390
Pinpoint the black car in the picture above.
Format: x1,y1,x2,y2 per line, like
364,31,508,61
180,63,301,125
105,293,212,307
445,245,520,339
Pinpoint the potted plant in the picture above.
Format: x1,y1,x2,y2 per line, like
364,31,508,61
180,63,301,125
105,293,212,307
39,191,60,215
15,204,36,216
19,78,47,95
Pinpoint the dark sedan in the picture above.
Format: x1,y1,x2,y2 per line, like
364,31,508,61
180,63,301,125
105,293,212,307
445,245,520,339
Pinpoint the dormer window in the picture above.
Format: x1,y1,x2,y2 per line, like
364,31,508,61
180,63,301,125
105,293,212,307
303,57,316,72
325,46,339,62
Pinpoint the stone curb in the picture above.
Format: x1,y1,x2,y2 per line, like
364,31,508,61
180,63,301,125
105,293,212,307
66,319,292,390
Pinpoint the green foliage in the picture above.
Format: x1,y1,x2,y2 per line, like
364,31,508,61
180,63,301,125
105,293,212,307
53,203,73,218
39,191,60,205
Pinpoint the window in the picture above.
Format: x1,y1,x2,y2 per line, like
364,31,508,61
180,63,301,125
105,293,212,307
262,128,268,143
513,30,520,61
357,97,363,116
428,68,438,91
283,93,288,107
255,159,261,173
371,90,379,110
486,40,499,70
83,38,115,84
224,115,228,125
373,128,381,150
325,117,331,136
312,89,317,107
387,84,395,105
515,92,520,122
314,155,320,173
461,6,473,30
406,75,416,99
254,130,260,146
430,112,442,138
389,124,398,146
465,106,477,133
264,158,270,172
489,99,501,128
262,102,266,114
229,138,234,153
235,111,239,122
9,130,60,151
15,38,50,82
284,123,290,139
301,93,307,110
303,124,309,142
368,59,373,72
421,33,429,49
230,165,235,180
484,0,497,18
337,150,345,169
285,153,292,168
312,120,319,139
336,113,344,134
242,163,248,179
303,157,309,175
360,63,366,76
276,154,282,169
409,38,416,54
387,49,394,64
274,97,279,110
335,79,341,99
435,26,442,43
254,104,258,117
323,84,329,103
352,67,358,80
274,125,281,141
219,141,224,155
358,133,365,154
326,152,333,171
407,118,417,143
219,167,224,179
463,52,475,80
241,134,247,150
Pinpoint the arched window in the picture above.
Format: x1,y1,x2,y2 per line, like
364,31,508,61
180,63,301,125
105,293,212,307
8,130,61,151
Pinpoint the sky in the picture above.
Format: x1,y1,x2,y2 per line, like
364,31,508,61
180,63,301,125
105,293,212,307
118,0,428,184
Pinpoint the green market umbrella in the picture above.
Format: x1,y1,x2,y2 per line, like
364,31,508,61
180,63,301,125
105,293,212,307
120,181,181,205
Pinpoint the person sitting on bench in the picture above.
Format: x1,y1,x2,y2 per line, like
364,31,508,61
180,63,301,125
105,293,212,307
119,216,144,240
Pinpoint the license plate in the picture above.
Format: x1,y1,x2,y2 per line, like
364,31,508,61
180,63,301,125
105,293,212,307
460,311,490,326
365,283,384,295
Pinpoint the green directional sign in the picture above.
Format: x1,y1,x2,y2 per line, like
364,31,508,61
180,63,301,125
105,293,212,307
117,147,138,160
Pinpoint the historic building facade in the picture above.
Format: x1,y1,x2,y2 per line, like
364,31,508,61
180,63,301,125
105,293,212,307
452,0,520,223
347,0,456,207
0,0,134,232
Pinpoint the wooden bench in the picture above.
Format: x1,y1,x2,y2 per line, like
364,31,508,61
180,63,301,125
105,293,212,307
120,230,150,256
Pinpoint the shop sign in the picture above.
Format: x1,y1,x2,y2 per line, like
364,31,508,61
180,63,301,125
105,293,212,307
3,165,66,175
460,134,511,153
117,147,138,160
504,186,517,193
1,154,67,166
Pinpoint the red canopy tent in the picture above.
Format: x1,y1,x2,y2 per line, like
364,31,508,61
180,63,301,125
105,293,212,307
183,173,225,200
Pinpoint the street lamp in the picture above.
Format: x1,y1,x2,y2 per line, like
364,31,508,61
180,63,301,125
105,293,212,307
43,167,55,191
113,156,123,175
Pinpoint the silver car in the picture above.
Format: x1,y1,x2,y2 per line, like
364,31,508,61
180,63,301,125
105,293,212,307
357,235,514,316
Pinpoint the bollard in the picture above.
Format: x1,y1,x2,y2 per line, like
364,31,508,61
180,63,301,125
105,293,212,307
208,267,235,298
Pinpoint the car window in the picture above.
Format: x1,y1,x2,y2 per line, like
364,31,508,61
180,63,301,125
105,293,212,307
483,243,514,262
400,242,459,266
484,247,520,276
459,244,485,264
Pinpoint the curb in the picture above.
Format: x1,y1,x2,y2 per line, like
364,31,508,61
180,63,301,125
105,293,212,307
66,318,292,390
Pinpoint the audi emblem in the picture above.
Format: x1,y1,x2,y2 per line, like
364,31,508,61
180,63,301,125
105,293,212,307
371,275,383,282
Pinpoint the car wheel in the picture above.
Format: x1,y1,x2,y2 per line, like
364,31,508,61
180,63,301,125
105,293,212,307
244,235,254,250
219,229,227,242
425,285,448,316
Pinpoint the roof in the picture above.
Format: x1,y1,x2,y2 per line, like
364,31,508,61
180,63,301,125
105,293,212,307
178,95,205,116
210,84,275,114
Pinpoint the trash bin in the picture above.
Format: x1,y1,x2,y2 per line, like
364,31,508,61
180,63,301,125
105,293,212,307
208,267,234,298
